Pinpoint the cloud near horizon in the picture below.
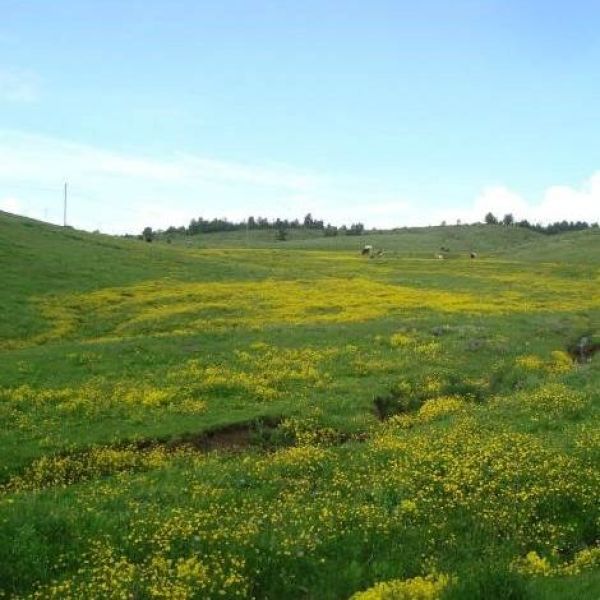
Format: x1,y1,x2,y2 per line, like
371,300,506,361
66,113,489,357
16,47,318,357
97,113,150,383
0,130,414,233
0,130,598,234
457,178,600,225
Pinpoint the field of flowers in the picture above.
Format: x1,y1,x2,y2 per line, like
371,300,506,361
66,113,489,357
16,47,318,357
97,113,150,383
0,215,598,598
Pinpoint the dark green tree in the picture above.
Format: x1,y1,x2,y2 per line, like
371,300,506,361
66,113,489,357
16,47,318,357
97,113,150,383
142,226,154,242
484,212,498,225
347,223,365,236
502,213,514,226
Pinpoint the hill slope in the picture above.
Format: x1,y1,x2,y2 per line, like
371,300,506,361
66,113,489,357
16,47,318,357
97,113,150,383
495,227,600,263
163,221,545,254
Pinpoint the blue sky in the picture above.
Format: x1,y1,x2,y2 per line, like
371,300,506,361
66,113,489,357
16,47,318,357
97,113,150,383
1,0,599,233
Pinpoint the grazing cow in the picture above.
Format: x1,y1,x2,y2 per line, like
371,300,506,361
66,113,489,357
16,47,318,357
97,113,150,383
470,252,477,259
361,245,373,256
436,253,444,260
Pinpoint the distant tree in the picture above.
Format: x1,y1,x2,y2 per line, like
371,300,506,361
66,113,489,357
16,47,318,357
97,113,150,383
303,213,314,228
484,212,498,225
142,226,154,242
514,218,595,235
324,224,338,237
275,227,288,241
502,213,514,226
347,222,365,236
440,220,447,227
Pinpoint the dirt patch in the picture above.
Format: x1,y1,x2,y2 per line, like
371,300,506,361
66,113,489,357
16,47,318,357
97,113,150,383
373,396,389,421
373,392,423,421
134,416,284,453
196,424,255,451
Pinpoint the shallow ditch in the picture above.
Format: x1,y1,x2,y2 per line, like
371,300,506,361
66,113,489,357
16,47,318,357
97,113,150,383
2,416,369,493
132,416,285,453
373,375,489,421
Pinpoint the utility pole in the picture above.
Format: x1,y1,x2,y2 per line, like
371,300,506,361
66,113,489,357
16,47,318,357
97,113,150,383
63,182,68,226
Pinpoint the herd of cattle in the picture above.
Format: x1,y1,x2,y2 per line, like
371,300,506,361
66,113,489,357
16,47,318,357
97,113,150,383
361,245,477,259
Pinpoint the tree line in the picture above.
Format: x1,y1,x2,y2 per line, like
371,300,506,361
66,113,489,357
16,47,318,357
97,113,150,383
138,211,598,242
140,213,365,242
484,212,598,234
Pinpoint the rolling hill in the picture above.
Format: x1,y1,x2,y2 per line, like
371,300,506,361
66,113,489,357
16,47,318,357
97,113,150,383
0,210,598,599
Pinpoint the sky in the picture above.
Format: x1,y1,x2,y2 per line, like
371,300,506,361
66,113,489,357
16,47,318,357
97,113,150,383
1,0,599,234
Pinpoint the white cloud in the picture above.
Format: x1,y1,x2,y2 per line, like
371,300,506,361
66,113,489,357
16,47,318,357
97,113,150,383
474,187,531,220
0,130,327,233
0,196,56,223
1,129,598,233
0,68,39,102
0,131,317,189
0,131,423,233
0,196,22,214
435,175,600,226
539,174,600,223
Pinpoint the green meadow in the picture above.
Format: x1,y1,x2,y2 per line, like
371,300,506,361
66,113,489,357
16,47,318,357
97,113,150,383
0,210,598,599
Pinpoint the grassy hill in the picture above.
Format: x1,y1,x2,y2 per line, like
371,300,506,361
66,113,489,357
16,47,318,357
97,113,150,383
0,211,599,599
162,221,544,254
494,227,600,263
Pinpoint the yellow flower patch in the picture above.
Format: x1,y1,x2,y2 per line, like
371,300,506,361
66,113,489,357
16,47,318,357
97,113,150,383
22,274,591,347
350,573,452,600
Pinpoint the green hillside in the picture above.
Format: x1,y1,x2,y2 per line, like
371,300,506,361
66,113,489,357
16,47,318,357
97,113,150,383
495,227,600,263
0,211,599,599
163,221,543,254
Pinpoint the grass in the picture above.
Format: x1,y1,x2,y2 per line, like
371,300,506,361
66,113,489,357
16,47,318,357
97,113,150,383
0,210,598,599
